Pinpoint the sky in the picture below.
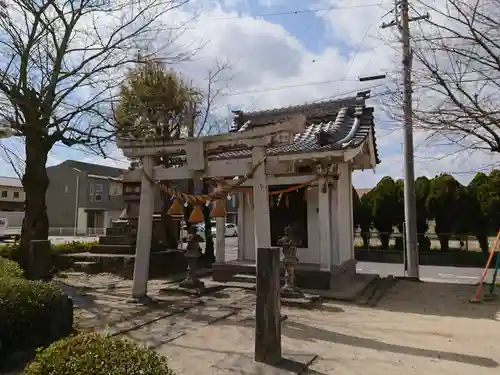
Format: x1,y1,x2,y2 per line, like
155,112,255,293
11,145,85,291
1,0,499,188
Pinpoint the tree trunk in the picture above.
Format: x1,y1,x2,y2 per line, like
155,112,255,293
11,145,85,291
394,224,404,251
475,233,489,253
417,234,431,252
360,228,370,249
438,234,450,251
18,135,50,275
379,233,390,250
161,192,180,248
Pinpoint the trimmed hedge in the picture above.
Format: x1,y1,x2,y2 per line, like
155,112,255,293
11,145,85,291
355,248,496,268
0,241,96,260
0,273,73,365
22,333,177,375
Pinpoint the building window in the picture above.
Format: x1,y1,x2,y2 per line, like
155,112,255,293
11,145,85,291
95,194,102,202
1,191,7,198
95,183,103,193
13,191,19,199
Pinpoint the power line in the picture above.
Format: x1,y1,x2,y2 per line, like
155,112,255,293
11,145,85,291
200,2,391,21
328,0,387,101
222,76,367,97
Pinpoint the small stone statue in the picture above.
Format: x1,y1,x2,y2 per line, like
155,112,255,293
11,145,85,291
179,226,205,289
278,224,303,298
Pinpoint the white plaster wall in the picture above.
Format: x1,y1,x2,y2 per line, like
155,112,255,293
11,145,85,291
76,208,87,235
330,183,340,265
337,163,354,265
302,187,319,264
241,187,320,265
348,167,355,260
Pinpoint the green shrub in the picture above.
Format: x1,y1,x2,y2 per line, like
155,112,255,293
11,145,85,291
0,257,24,278
52,241,95,254
0,241,95,260
0,277,73,363
0,243,18,260
22,333,177,375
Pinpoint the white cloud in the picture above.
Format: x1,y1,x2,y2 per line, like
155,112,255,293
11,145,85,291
1,0,497,190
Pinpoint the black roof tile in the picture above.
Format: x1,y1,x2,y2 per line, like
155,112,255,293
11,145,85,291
211,96,380,163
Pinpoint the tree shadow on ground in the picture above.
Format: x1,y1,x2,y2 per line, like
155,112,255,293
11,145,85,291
282,320,498,368
54,279,196,334
373,279,500,319
166,343,327,375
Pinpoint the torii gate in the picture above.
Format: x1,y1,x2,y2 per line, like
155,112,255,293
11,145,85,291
118,115,308,363
117,114,307,301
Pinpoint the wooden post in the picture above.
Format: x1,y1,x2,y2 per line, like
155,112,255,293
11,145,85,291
255,246,282,364
252,146,271,249
131,155,155,300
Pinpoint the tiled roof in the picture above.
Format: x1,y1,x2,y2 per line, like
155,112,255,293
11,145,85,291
50,160,125,177
0,176,22,188
210,96,380,163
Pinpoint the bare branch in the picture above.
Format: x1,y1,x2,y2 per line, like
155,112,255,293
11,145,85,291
383,0,500,154
194,59,232,137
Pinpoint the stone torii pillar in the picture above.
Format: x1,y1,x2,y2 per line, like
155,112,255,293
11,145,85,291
130,155,155,303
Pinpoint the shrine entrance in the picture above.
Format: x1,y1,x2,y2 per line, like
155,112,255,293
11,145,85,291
269,187,308,248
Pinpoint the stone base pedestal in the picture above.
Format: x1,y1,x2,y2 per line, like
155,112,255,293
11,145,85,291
281,293,321,309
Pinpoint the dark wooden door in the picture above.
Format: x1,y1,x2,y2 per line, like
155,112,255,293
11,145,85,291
269,186,308,247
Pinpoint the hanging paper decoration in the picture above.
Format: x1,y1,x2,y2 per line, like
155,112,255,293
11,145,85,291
167,199,184,220
188,204,204,223
285,195,290,208
211,199,227,218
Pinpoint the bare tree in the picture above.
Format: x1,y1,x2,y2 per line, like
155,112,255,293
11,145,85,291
384,0,500,155
189,59,232,262
116,57,231,260
192,59,233,136
0,0,191,272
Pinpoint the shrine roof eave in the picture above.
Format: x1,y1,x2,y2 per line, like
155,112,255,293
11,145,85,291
122,141,374,183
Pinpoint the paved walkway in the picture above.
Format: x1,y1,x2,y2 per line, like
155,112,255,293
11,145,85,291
55,272,500,375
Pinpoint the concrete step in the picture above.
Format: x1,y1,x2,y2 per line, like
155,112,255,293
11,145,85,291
89,244,136,255
72,261,100,274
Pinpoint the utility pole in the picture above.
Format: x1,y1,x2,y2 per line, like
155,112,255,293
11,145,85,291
382,0,428,279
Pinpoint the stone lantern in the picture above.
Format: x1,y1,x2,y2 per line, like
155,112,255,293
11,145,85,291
179,226,205,289
278,224,303,298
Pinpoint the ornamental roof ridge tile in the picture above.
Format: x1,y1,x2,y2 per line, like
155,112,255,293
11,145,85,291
236,95,365,118
209,104,379,162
